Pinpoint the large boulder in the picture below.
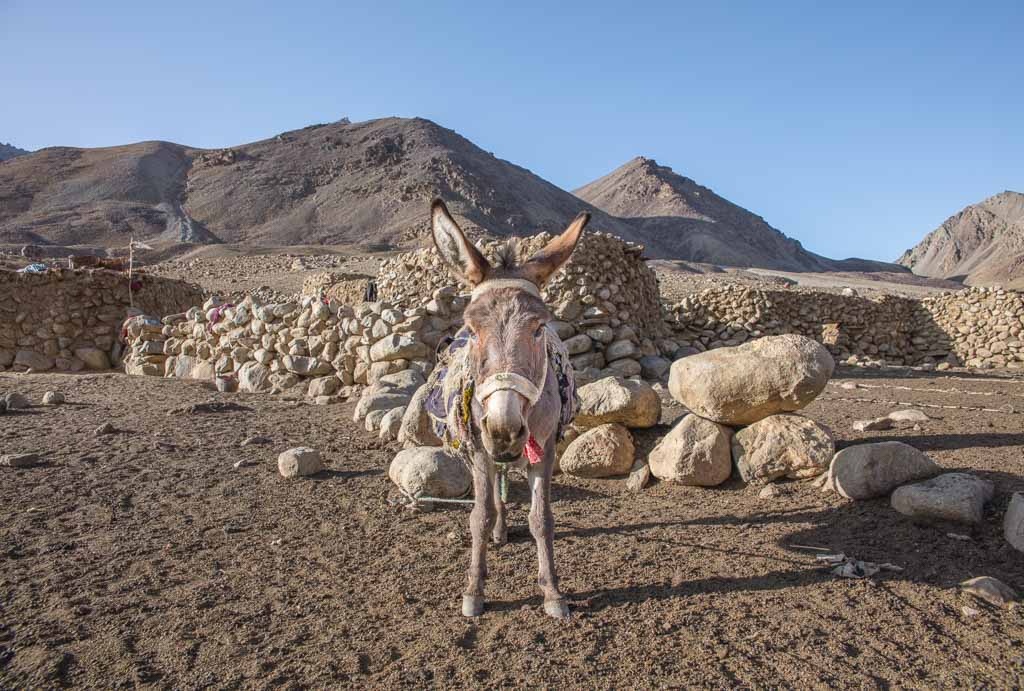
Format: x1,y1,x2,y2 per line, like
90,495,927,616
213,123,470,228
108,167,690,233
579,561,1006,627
14,350,54,372
370,335,429,363
169,355,217,381
648,414,732,486
1006,493,1024,553
829,441,941,500
398,385,442,447
891,473,994,524
560,423,635,478
574,377,661,430
282,355,332,376
379,406,406,442
353,386,411,422
74,347,111,370
237,362,273,393
389,447,472,498
732,414,835,484
668,334,834,425
306,375,340,398
376,369,426,396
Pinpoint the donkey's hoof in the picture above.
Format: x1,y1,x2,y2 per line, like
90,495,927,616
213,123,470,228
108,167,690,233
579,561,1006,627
543,598,570,619
492,528,508,546
462,595,485,617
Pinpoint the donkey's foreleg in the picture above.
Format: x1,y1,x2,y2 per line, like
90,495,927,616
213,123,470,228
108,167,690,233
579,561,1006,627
463,457,495,617
491,468,508,545
528,441,568,619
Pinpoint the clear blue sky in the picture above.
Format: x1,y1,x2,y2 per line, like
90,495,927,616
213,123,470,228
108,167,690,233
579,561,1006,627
2,1,1021,262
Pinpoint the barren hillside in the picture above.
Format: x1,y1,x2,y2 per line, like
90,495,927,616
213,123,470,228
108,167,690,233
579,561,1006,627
575,157,901,273
898,191,1024,287
0,118,639,252
0,142,29,161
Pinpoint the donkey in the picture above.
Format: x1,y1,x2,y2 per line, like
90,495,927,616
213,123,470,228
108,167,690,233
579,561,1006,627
429,199,590,619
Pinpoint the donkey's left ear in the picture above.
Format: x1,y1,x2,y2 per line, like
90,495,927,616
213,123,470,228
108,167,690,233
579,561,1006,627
519,211,590,286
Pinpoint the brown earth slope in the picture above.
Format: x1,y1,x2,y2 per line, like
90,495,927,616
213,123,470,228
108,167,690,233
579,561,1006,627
0,118,639,252
575,157,903,273
898,191,1024,288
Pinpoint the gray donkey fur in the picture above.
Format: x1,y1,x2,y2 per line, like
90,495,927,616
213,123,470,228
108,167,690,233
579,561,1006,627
429,199,589,619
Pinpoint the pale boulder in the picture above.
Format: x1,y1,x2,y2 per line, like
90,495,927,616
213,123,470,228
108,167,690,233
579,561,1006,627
891,473,994,524
648,414,732,486
306,375,340,398
560,423,635,478
369,334,429,362
398,385,442,447
389,447,472,498
278,447,322,478
829,441,941,500
1006,493,1024,553
574,377,661,430
353,386,412,422
237,362,273,393
668,334,834,425
379,406,406,442
732,414,835,484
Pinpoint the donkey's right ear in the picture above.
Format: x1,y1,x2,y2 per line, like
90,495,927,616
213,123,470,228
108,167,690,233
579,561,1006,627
430,199,491,286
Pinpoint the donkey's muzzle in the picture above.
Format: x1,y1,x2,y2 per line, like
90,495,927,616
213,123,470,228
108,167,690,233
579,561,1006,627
480,390,529,460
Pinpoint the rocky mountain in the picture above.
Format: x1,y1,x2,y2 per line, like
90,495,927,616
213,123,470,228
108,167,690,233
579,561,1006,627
898,191,1024,287
574,157,896,272
0,118,641,252
0,118,901,272
0,142,29,161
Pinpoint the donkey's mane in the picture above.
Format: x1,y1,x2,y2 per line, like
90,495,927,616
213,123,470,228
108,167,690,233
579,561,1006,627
490,239,524,271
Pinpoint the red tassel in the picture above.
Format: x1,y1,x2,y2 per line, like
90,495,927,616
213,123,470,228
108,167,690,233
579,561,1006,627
525,436,543,464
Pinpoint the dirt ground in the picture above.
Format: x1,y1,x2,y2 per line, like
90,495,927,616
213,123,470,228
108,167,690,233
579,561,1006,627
2,366,1023,688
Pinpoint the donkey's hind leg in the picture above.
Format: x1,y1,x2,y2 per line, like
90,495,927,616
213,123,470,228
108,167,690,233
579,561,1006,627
463,455,495,617
491,467,508,545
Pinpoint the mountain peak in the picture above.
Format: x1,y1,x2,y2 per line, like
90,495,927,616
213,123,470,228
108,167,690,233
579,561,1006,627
0,142,30,162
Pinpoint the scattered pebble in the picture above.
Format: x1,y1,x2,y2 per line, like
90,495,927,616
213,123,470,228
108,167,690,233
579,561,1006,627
888,409,929,423
961,576,1018,608
947,533,972,541
1,453,41,469
758,484,780,499
853,417,894,432
240,436,271,447
41,391,65,405
3,392,30,409
961,606,981,618
278,447,323,478
233,459,255,469
94,422,116,436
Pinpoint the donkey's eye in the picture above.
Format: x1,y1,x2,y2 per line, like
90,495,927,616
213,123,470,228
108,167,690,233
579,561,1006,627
534,325,545,338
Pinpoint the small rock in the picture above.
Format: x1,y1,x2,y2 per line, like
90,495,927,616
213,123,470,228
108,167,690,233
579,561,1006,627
233,459,255,469
94,422,116,436
1,453,41,468
758,484,780,499
625,457,651,492
240,435,271,447
3,392,30,409
888,409,930,423
961,606,981,618
839,382,858,390
41,391,65,405
891,473,994,524
1005,493,1024,553
278,447,323,478
853,417,893,432
389,447,472,498
961,576,1018,608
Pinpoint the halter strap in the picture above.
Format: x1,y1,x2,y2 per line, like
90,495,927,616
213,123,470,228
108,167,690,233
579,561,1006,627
470,278,541,302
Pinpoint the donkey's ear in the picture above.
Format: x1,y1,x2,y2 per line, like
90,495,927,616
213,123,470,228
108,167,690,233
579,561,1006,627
431,199,490,286
519,211,590,286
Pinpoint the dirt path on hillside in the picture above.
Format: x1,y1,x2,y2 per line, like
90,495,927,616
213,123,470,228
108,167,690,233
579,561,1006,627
1,368,1023,688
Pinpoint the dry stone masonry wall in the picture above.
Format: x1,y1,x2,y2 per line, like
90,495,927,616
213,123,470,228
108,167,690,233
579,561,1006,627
377,232,674,380
0,269,202,373
666,285,1024,369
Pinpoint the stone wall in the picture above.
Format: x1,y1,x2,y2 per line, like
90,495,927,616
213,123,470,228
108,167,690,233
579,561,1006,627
375,232,673,379
0,268,203,372
667,284,1024,369
121,290,464,397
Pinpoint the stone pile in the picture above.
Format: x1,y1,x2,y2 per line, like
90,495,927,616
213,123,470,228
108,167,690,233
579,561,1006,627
376,232,675,382
921,287,1024,369
651,334,837,486
122,291,465,401
667,283,1024,369
0,268,202,373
